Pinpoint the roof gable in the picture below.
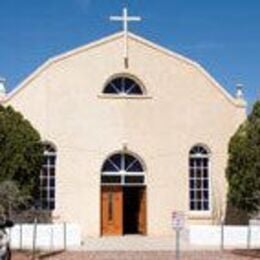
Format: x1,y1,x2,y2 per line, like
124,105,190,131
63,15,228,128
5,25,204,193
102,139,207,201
5,31,245,108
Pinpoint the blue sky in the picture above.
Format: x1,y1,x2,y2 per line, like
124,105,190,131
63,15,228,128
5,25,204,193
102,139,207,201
0,0,259,109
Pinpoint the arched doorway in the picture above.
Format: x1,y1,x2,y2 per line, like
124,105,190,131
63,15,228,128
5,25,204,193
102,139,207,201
101,152,147,236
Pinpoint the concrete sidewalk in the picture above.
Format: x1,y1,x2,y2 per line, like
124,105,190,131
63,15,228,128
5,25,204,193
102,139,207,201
14,250,260,260
82,235,179,251
78,233,253,252
79,233,220,251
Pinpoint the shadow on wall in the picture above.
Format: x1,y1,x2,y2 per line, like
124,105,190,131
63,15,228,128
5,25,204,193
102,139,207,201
11,209,52,224
225,201,249,225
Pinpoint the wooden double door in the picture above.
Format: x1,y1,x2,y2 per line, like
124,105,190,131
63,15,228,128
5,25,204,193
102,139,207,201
101,186,146,236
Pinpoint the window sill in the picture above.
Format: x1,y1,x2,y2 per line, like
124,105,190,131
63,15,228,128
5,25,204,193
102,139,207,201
188,211,212,219
97,94,153,99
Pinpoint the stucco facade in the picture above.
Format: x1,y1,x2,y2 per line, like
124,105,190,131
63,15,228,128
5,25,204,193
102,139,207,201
4,32,246,238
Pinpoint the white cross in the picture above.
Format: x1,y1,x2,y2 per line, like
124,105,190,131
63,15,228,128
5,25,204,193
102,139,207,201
110,8,141,61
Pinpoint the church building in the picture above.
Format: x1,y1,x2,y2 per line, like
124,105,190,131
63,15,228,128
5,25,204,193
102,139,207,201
1,9,246,238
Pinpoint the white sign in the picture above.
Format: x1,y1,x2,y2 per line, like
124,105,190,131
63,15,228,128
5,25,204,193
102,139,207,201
172,211,185,230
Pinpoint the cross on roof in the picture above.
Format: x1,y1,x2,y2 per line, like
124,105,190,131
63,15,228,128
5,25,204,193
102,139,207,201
110,8,141,62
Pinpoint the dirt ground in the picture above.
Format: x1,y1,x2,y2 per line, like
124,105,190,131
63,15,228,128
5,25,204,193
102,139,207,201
12,250,260,260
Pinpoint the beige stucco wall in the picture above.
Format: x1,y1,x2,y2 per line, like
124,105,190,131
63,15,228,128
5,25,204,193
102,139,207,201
5,33,246,238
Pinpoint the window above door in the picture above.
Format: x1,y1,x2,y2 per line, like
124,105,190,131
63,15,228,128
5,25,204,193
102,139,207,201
99,75,152,99
101,152,146,186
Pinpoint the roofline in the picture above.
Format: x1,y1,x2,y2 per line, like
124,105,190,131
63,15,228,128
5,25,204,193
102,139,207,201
4,31,124,102
127,32,245,108
4,31,246,108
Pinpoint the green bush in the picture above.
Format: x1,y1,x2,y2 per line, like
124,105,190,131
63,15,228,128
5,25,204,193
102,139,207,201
0,106,43,218
226,101,260,220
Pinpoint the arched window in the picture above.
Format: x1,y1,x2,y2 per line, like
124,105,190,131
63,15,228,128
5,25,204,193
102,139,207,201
101,152,145,185
40,143,56,210
189,145,210,211
103,76,143,95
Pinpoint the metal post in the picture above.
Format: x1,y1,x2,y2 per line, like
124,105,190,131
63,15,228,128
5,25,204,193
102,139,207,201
8,227,12,248
32,218,38,260
63,222,67,250
50,226,54,251
20,224,23,250
247,224,251,249
220,219,224,251
175,229,180,260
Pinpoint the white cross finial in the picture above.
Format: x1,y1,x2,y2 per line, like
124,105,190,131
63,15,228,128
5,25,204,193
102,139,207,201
110,8,141,61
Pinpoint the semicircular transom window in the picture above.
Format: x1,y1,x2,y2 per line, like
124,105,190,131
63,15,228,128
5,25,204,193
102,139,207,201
189,146,208,157
103,77,143,95
101,152,145,185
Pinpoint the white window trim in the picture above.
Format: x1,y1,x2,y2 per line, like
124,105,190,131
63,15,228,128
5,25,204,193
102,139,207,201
102,76,148,96
101,152,146,186
102,171,146,186
97,94,152,99
40,148,56,210
188,150,212,216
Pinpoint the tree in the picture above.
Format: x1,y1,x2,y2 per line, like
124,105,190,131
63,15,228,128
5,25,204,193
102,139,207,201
0,180,30,219
0,105,43,216
226,101,260,218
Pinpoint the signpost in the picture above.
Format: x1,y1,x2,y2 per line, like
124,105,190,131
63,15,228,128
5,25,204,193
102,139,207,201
172,211,185,260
